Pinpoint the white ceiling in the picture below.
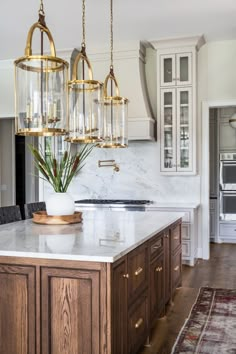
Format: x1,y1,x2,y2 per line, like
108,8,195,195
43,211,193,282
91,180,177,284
1,0,236,60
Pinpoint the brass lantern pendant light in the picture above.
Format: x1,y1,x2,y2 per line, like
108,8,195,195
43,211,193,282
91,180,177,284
67,0,104,143
14,0,69,136
98,0,129,148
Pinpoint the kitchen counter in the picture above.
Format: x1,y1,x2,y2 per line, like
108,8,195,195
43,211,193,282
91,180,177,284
0,210,183,262
147,202,200,209
0,209,183,354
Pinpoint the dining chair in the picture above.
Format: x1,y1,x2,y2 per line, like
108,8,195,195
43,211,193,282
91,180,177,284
0,205,22,224
24,201,46,219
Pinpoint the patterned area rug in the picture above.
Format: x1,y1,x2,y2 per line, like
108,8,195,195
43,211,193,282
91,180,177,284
171,287,236,353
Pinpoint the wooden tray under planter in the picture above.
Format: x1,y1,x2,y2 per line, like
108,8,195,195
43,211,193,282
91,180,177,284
32,211,82,225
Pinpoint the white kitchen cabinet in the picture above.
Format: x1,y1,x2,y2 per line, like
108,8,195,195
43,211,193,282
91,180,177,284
152,37,204,175
160,52,192,87
147,204,199,266
160,87,193,172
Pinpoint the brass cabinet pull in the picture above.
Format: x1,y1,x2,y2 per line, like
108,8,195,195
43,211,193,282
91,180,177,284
155,266,163,272
173,236,179,240
153,244,161,249
174,265,179,271
165,234,169,238
134,267,143,276
123,273,129,278
134,317,143,329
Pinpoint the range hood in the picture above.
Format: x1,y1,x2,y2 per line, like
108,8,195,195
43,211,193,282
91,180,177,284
87,41,156,141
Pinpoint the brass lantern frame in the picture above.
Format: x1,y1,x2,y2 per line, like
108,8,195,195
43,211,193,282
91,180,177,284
14,4,69,137
97,0,129,148
66,0,104,144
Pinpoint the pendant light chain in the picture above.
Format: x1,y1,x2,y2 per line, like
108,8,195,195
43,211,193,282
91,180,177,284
110,0,113,69
82,0,86,49
39,0,45,16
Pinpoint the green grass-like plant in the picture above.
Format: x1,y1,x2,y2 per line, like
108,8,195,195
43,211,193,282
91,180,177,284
28,143,94,193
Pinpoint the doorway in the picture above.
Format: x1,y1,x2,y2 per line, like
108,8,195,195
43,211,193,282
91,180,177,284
201,100,236,260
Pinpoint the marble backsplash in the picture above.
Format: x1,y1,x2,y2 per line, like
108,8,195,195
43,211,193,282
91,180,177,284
42,141,201,203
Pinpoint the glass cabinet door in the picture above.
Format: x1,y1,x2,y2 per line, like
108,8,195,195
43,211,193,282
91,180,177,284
176,88,192,171
160,55,176,87
161,89,176,171
176,53,192,85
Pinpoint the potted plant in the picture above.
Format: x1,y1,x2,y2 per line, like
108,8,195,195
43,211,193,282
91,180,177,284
29,143,94,216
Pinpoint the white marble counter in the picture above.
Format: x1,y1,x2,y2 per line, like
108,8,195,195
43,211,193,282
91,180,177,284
0,210,182,263
147,202,200,209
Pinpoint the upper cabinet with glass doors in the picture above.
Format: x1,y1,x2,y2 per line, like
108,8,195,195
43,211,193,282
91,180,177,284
160,53,192,87
152,36,205,175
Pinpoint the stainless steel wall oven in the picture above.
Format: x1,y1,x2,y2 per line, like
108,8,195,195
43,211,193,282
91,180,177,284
220,153,236,220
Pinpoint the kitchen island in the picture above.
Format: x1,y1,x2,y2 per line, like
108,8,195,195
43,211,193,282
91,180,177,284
0,210,182,354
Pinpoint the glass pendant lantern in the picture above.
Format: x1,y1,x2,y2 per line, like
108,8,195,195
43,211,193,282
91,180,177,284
14,0,69,136
66,0,104,143
98,0,129,148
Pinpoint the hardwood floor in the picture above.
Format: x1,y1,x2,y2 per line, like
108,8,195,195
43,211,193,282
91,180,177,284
139,243,236,354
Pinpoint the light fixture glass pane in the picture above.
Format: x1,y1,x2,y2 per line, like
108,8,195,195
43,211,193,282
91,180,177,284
68,81,104,143
15,57,68,136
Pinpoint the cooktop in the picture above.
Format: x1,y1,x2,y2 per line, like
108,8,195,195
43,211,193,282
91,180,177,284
75,199,152,205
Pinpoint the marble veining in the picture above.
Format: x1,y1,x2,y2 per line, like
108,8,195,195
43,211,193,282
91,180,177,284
41,141,200,204
0,210,182,262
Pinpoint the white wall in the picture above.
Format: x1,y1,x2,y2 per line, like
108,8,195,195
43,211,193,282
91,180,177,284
0,119,15,206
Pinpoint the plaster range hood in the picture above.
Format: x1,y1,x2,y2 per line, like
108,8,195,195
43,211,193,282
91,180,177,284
87,41,156,141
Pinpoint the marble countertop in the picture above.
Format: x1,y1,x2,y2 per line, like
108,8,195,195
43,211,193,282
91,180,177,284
0,210,183,263
147,202,200,209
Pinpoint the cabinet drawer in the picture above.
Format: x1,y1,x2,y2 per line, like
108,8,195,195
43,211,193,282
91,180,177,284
172,250,182,291
127,243,148,302
182,240,190,257
149,232,164,259
182,224,190,240
128,292,148,354
219,223,236,237
171,222,181,253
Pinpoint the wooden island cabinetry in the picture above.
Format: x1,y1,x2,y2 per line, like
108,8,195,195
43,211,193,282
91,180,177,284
0,215,182,354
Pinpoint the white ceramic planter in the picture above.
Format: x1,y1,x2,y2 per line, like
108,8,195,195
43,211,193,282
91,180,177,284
46,192,75,216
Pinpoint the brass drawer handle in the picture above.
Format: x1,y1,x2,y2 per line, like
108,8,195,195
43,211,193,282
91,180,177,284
123,273,129,278
165,234,169,238
174,265,179,271
173,236,179,240
155,266,163,272
134,267,143,276
153,244,161,249
134,317,143,329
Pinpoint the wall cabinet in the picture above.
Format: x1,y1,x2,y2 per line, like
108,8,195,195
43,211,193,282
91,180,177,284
0,218,182,354
161,87,193,172
152,37,203,175
160,53,192,87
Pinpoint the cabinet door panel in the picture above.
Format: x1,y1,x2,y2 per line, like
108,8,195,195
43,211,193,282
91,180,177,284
150,253,165,325
127,244,148,303
172,250,182,292
176,87,193,172
176,53,192,85
0,264,36,354
160,88,177,172
41,267,101,354
160,54,176,86
128,292,148,354
112,258,128,354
